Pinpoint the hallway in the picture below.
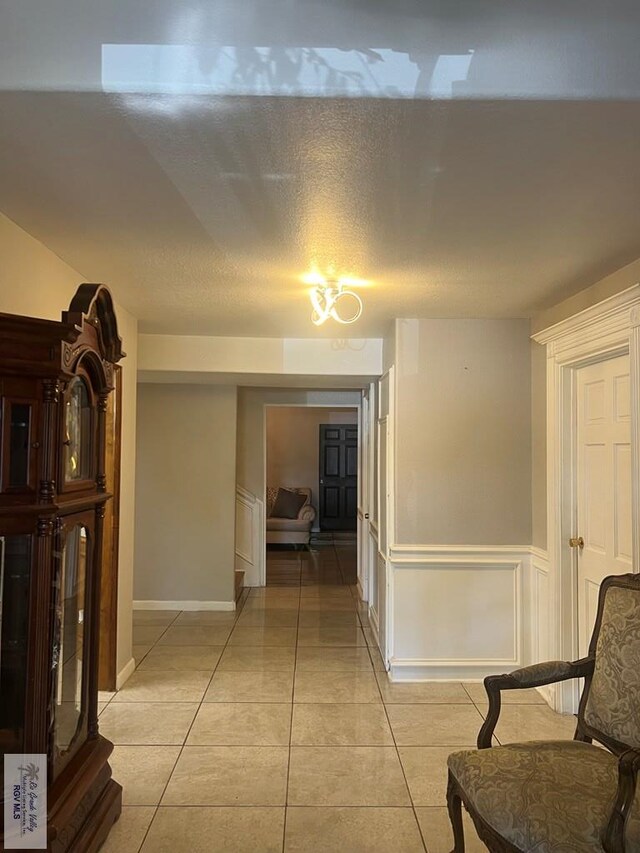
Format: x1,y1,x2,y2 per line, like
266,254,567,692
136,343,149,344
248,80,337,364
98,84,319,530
99,579,575,852
266,538,358,587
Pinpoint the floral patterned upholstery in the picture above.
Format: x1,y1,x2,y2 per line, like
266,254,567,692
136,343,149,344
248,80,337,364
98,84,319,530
584,586,640,749
448,741,640,851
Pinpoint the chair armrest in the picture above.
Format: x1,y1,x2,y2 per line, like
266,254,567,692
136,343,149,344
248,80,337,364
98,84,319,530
492,658,595,691
604,748,640,853
298,505,316,523
477,657,595,748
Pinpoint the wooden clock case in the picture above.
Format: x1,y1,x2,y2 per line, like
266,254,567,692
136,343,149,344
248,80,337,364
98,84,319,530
0,284,124,851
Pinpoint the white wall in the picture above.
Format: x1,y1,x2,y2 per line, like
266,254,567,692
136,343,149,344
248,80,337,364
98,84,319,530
0,212,138,684
383,320,397,373
266,406,358,517
134,383,237,605
138,333,383,380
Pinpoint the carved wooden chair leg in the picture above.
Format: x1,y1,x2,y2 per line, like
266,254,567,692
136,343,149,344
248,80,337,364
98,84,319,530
446,771,466,853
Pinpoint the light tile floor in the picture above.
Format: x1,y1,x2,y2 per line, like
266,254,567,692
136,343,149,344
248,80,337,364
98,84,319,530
101,548,576,852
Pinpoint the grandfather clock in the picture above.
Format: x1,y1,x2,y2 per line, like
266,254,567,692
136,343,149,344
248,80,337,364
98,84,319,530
0,285,123,851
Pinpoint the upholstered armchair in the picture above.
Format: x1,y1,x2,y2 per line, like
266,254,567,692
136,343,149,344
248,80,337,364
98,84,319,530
447,573,640,852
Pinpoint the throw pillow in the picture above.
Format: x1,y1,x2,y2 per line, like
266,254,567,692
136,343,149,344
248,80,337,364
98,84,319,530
271,488,307,519
266,487,278,517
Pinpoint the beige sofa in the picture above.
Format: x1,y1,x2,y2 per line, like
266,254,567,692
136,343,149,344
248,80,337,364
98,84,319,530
266,487,317,546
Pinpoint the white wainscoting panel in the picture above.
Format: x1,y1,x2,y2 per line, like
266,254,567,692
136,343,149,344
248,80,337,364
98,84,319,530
368,524,379,631
530,547,550,663
529,547,552,704
235,485,265,587
388,546,527,681
376,550,387,664
357,508,368,603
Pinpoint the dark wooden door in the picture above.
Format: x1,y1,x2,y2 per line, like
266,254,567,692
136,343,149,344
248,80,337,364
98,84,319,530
319,424,358,531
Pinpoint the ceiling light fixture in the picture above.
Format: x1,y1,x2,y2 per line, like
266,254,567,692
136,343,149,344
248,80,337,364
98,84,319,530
304,274,364,326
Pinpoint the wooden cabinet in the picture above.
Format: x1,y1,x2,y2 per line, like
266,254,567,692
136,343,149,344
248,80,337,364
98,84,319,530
0,285,124,851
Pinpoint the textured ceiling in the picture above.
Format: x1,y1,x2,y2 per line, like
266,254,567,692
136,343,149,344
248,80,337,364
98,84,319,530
1,2,640,337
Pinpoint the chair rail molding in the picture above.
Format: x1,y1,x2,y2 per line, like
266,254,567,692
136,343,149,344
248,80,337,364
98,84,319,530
390,544,532,563
235,484,265,587
533,282,640,714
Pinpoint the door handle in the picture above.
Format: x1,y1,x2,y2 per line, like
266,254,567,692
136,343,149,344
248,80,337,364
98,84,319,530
569,536,585,550
364,513,369,519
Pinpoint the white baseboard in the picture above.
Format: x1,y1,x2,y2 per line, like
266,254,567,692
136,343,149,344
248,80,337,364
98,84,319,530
389,658,520,682
116,657,136,690
134,599,236,612
368,604,379,637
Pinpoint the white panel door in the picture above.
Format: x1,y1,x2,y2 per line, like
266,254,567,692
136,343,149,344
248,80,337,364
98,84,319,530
576,354,632,657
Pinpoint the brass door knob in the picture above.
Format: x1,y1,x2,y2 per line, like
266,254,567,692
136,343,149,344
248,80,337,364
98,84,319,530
569,536,585,549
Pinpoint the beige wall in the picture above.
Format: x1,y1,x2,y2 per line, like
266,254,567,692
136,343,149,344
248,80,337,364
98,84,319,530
532,256,640,334
0,211,82,317
134,383,237,603
0,212,138,681
266,407,358,517
394,319,532,545
237,388,361,501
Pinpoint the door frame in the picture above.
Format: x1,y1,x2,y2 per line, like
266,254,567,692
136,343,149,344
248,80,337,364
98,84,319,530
533,285,640,713
358,384,376,604
261,399,364,587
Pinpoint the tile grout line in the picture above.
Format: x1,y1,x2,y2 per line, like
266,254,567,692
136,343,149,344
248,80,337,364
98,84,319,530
127,611,185,853
129,596,247,852
461,683,498,743
115,608,187,853
131,609,183,667
282,582,302,852
126,545,430,846
118,555,559,848
371,623,429,852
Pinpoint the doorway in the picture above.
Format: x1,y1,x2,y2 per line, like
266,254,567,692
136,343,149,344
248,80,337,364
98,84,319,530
535,287,640,714
318,424,358,532
576,354,632,657
264,405,359,587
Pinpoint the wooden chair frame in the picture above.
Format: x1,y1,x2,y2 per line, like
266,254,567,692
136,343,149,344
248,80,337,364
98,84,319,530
447,573,640,853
